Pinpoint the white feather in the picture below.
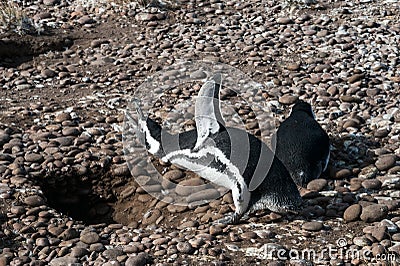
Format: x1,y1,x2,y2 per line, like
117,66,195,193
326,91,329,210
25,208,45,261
193,75,222,150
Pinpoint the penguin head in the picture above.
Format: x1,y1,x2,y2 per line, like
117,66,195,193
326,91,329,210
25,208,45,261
290,100,315,118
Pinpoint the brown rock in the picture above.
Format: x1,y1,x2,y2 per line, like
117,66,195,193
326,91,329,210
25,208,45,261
24,153,44,163
125,252,149,266
371,225,388,241
24,195,45,207
375,154,396,171
209,225,223,236
279,94,299,105
335,168,352,179
80,232,100,244
163,170,184,181
60,228,79,240
286,63,300,71
302,221,323,231
175,178,205,196
343,204,362,222
361,179,382,190
240,231,258,240
348,73,365,83
187,188,220,203
277,17,294,24
176,242,194,254
360,204,388,222
307,179,327,192
41,69,56,78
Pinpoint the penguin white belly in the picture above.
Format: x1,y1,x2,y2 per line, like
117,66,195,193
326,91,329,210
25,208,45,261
162,145,251,215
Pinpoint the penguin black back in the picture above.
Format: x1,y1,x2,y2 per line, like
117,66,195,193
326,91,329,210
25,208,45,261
275,101,330,187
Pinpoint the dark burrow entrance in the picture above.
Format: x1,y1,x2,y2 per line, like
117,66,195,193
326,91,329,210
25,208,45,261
39,173,118,225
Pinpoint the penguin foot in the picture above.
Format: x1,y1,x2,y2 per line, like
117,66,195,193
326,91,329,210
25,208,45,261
213,212,241,225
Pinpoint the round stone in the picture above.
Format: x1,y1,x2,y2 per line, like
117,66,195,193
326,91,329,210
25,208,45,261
353,236,371,247
80,232,100,244
186,188,219,203
24,153,44,163
307,179,328,192
335,168,352,179
375,155,396,171
360,204,389,222
361,179,382,190
371,225,388,241
71,247,89,258
302,221,324,231
343,204,362,222
279,94,299,105
163,170,184,181
24,195,45,207
176,242,194,254
125,252,149,266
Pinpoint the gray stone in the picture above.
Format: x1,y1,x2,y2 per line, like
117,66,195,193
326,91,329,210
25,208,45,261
24,195,45,207
80,231,100,244
360,204,389,222
302,221,324,231
375,155,396,171
50,256,78,266
125,252,149,266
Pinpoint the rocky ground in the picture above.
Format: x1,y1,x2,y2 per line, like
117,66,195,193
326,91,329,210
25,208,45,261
1,0,400,265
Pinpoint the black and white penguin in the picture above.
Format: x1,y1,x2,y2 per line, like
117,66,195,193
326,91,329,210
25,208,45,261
275,100,330,187
132,74,301,224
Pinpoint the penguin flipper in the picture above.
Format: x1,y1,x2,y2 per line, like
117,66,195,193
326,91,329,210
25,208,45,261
194,73,224,150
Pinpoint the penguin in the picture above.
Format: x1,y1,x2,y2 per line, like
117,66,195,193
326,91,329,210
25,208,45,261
132,74,302,224
274,100,330,187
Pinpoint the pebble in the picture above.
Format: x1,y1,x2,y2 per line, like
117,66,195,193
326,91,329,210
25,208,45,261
343,204,362,222
302,221,324,231
335,168,352,179
360,204,389,222
60,228,79,241
361,179,382,190
277,17,294,24
24,195,45,207
348,73,365,83
125,252,149,266
279,94,299,105
50,257,78,266
371,225,388,241
353,236,371,247
175,178,205,196
176,242,194,254
375,155,396,171
186,188,219,203
24,153,44,163
103,248,124,260
40,69,56,78
71,247,89,257
307,179,328,192
163,170,184,181
43,0,59,5
80,231,100,244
